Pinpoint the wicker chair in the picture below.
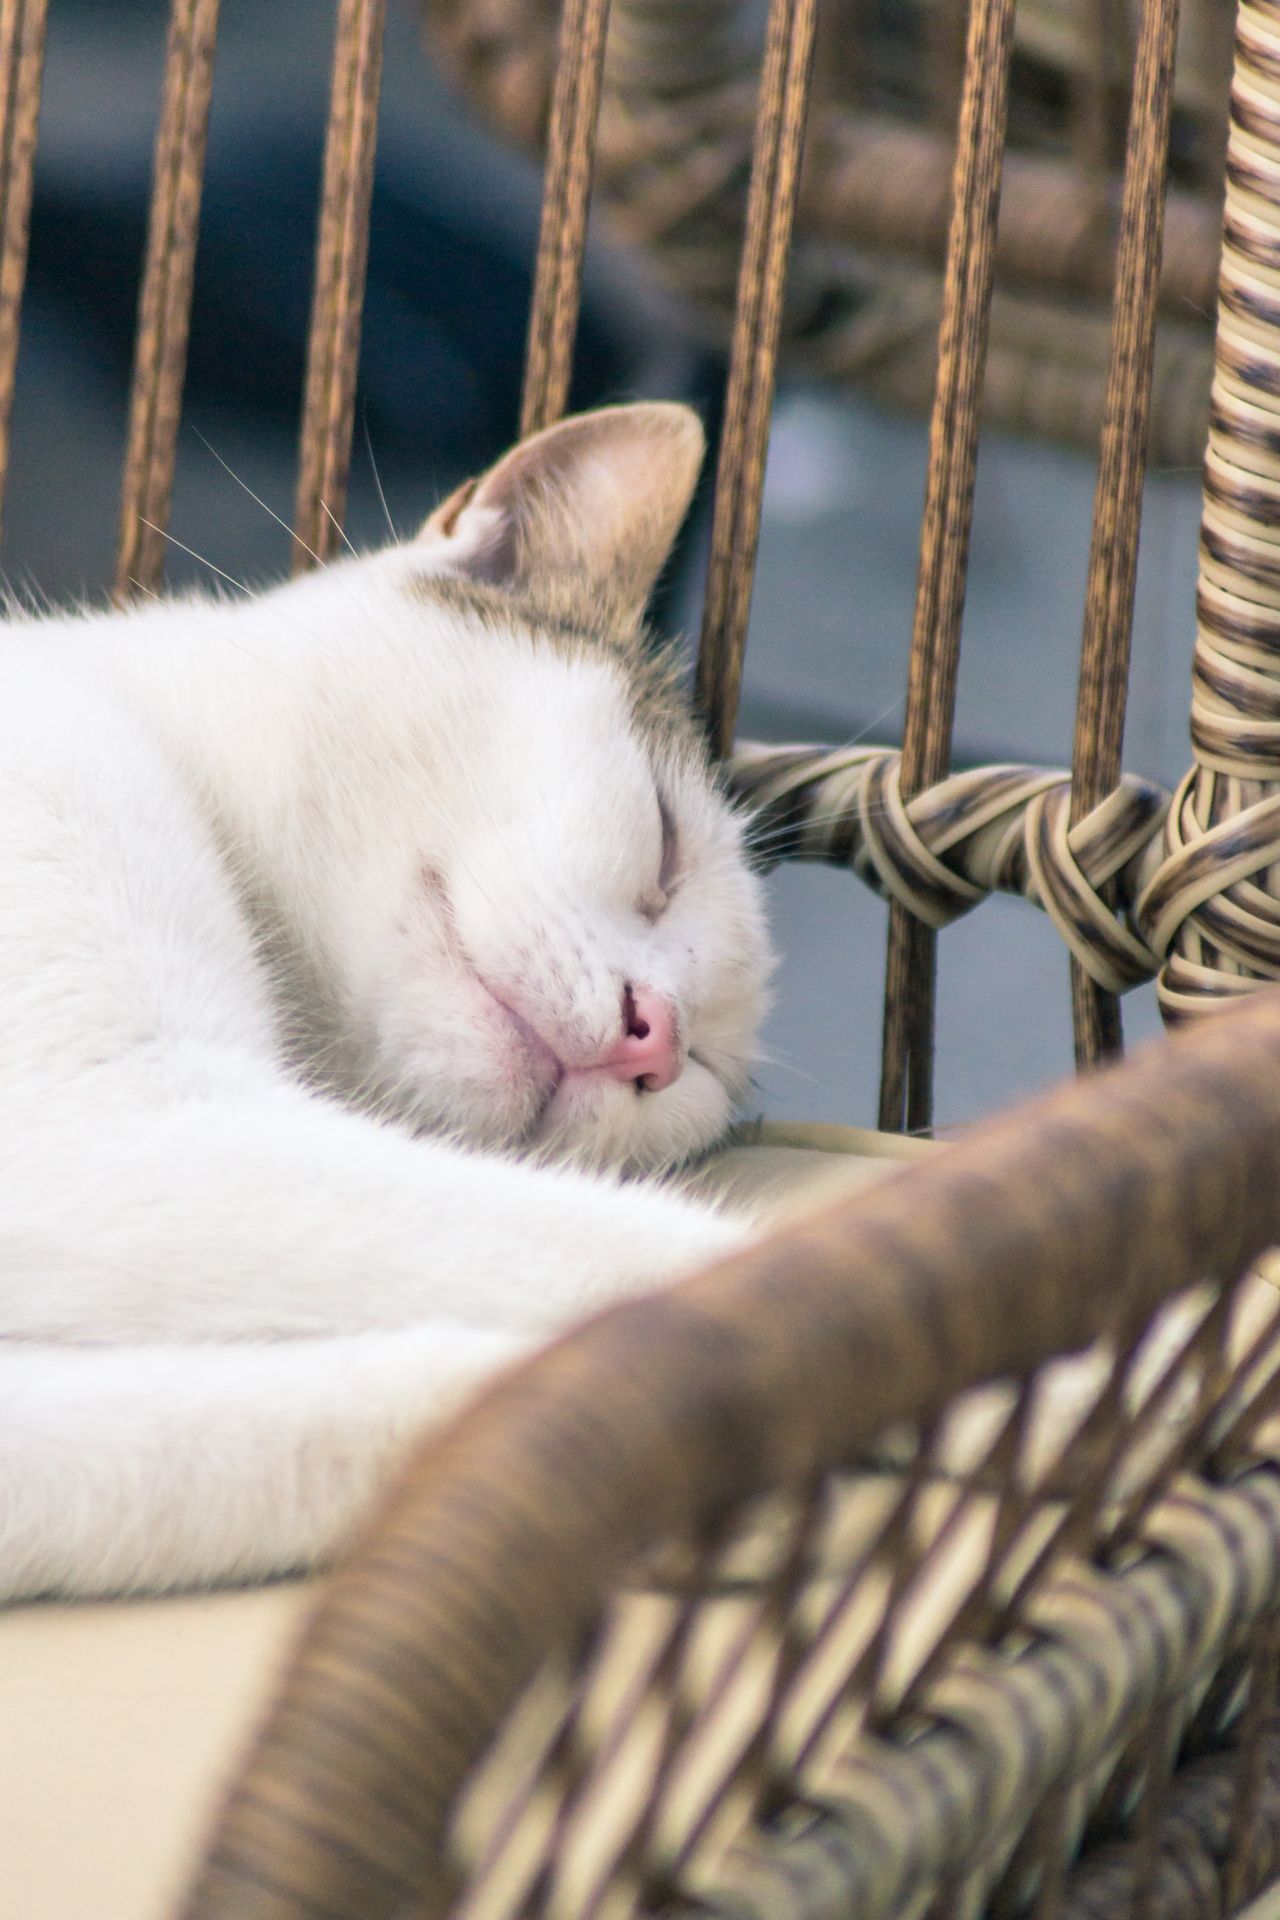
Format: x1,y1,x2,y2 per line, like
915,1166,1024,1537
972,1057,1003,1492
8,1,1280,1917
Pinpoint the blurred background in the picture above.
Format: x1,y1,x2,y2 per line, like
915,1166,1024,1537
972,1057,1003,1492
6,0,1216,1130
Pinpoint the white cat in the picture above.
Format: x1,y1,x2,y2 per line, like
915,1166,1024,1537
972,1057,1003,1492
0,402,772,1602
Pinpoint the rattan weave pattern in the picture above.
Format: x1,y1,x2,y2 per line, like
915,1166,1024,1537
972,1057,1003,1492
728,733,1280,1024
179,988,1280,1920
1161,0,1280,1023
436,1266,1280,1920
0,0,46,548
116,0,219,599
290,0,386,570
700,0,1280,1041
730,744,1170,995
720,0,1280,1031
421,0,1225,464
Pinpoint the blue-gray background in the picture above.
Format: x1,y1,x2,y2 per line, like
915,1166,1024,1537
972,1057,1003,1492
14,0,1202,1131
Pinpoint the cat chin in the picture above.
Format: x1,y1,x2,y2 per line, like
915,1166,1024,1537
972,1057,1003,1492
377,1060,708,1175
525,1067,734,1178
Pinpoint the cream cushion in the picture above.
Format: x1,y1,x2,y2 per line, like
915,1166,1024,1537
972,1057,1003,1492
0,1124,929,1920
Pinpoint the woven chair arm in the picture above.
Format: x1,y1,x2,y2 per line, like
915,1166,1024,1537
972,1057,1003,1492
180,985,1280,1920
731,742,1169,993
731,740,1280,1016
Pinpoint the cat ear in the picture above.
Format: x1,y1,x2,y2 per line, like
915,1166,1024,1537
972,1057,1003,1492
415,403,705,621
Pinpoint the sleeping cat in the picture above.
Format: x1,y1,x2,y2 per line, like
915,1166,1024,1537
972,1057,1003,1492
0,402,772,1602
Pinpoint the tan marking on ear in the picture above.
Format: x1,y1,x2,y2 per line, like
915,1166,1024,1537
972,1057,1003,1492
414,403,706,625
423,475,478,541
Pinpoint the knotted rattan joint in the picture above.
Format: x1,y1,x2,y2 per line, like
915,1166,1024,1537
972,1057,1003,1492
729,742,1280,1015
730,742,1168,996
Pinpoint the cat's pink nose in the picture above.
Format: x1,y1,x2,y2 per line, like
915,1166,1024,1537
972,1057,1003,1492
599,985,682,1091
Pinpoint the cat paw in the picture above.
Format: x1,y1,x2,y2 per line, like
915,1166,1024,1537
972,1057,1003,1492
557,1182,754,1321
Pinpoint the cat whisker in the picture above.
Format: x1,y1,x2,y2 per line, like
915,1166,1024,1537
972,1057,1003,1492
189,427,308,552
839,694,906,750
189,428,367,601
319,498,359,560
134,521,306,686
752,1052,821,1087
362,412,398,541
1,568,55,617
137,518,250,597
741,790,920,852
686,1046,741,1098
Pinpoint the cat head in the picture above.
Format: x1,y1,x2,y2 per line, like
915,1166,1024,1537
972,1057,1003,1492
286,403,772,1174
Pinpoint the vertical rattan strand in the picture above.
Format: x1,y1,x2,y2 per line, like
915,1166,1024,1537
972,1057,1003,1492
0,0,45,545
1067,0,1180,1069
876,0,1017,1135
114,0,218,599
291,0,386,572
695,0,819,759
519,0,611,439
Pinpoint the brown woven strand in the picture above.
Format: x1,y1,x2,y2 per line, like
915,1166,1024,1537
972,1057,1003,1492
364,1292,1280,1914
114,0,219,599
729,737,1280,1004
442,1427,1280,1917
291,0,386,572
878,0,1017,1136
1068,0,1182,1068
649,1478,1280,1918
730,744,1168,994
519,0,611,438
694,0,818,759
1153,0,1280,1021
178,984,1280,1920
0,0,45,545
1057,1736,1280,1919
809,120,1220,317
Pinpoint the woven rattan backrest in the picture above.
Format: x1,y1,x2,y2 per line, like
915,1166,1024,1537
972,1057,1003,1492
0,0,1269,1144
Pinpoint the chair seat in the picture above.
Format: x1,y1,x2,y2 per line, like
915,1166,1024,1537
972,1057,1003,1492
0,1122,930,1920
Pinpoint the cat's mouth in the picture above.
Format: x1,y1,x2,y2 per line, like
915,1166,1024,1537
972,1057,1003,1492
421,864,567,1131
420,863,676,1148
480,983,645,1149
484,987,566,1114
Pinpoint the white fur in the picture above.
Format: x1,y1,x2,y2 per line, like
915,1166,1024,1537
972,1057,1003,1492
0,467,772,1601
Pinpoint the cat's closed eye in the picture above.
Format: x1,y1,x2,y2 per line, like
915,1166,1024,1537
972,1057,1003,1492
658,794,679,894
639,793,680,924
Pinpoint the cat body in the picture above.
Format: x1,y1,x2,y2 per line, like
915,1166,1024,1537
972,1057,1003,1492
0,404,772,1600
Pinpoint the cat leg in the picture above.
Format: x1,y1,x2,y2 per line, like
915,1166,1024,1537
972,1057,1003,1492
1,1077,749,1346
0,1324,528,1600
